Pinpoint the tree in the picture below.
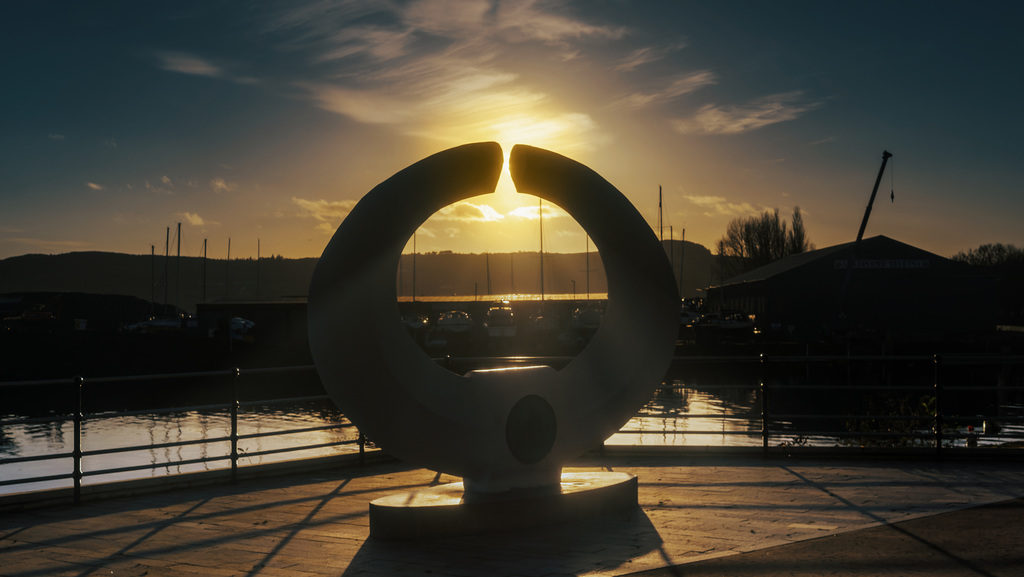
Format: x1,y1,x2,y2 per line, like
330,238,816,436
715,207,814,280
951,243,1024,267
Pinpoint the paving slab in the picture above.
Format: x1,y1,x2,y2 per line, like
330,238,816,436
1,456,1024,576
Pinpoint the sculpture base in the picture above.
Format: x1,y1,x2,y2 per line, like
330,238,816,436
369,472,637,540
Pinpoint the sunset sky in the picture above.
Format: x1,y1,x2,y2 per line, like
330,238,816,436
2,1,1022,261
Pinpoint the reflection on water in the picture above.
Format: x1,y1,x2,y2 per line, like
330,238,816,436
0,400,357,495
608,380,762,446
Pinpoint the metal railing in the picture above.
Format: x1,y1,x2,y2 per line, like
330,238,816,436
3,354,1024,504
0,366,365,504
614,353,1024,451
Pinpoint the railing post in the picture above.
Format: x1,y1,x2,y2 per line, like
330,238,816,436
230,368,240,483
760,354,770,453
73,376,84,505
358,431,366,466
933,354,943,455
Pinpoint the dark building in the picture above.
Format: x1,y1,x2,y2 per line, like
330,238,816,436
706,235,996,343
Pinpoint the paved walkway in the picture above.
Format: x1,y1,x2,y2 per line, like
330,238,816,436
2,455,1024,576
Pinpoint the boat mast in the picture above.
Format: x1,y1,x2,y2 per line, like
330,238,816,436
658,185,663,242
538,198,544,300
150,244,155,313
164,227,169,307
679,228,685,296
412,231,416,304
175,222,181,314
202,238,207,303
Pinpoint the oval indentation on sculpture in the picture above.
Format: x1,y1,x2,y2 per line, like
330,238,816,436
505,394,557,464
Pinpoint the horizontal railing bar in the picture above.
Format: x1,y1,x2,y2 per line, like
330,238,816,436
5,356,1024,388
237,395,332,409
768,414,934,421
0,378,77,388
0,472,75,487
240,365,318,375
239,440,359,459
82,436,232,457
770,385,937,391
659,385,758,391
941,386,1024,392
0,365,317,390
617,429,761,436
76,369,237,384
86,403,231,420
0,451,75,466
236,424,351,441
768,431,929,439
637,414,760,420
83,456,231,478
431,356,575,365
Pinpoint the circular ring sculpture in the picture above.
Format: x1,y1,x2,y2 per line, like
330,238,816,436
309,142,678,494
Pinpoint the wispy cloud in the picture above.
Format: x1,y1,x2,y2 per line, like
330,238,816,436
157,51,224,78
175,212,216,226
494,0,625,45
614,41,688,72
210,177,236,193
86,182,104,190
48,134,65,141
156,51,258,84
160,175,173,186
508,204,569,220
293,197,358,233
434,202,505,222
684,195,763,217
672,91,822,135
145,180,173,195
615,70,717,110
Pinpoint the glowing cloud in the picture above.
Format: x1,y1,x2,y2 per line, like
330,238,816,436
293,197,358,233
673,92,821,135
684,195,762,217
86,182,104,190
434,202,505,222
157,52,224,77
508,204,569,220
616,70,717,109
210,177,236,193
176,212,213,226
614,42,689,72
496,0,625,44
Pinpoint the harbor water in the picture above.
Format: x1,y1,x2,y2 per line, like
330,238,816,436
3,359,1023,497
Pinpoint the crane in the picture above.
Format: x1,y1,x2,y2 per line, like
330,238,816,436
855,150,893,244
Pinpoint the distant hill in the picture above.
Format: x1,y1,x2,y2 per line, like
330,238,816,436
0,241,714,314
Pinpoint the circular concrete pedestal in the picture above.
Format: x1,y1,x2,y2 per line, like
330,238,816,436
369,472,638,540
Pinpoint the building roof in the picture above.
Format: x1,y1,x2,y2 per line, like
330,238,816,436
713,235,953,288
